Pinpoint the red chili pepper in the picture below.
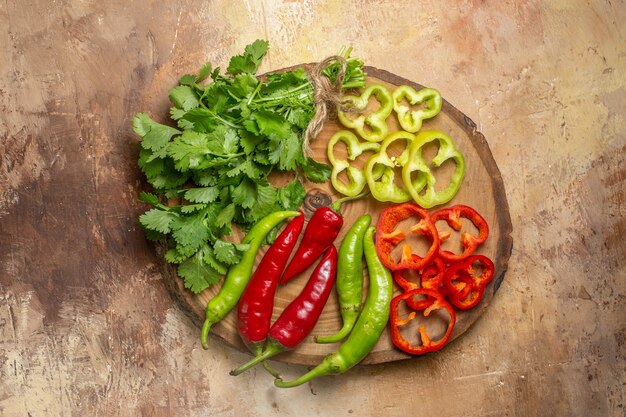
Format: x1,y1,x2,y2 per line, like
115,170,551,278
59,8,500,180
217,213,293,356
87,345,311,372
431,205,489,263
375,202,440,271
280,206,343,284
230,245,338,375
442,255,495,310
237,212,304,351
390,288,456,355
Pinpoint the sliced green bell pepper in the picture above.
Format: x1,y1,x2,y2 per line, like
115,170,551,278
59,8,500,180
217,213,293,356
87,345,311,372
392,86,442,133
401,130,465,208
364,131,426,203
327,130,381,196
338,84,393,143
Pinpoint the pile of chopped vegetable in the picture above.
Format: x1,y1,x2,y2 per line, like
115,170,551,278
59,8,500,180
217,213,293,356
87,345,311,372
133,39,500,388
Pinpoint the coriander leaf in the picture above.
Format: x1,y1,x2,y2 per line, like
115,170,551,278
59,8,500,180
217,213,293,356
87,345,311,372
203,83,232,113
227,73,258,99
301,157,332,183
239,130,263,154
226,159,261,179
182,108,220,132
232,178,257,209
213,240,250,265
133,113,181,152
222,127,240,154
139,208,177,234
139,191,160,206
171,214,209,250
245,39,270,64
178,74,197,86
165,247,189,264
215,203,236,228
170,85,200,111
184,186,219,203
267,131,302,171
180,204,206,214
227,39,269,75
285,107,313,130
249,181,276,220
170,107,187,120
202,245,229,275
138,148,166,179
226,55,256,76
177,250,223,293
254,110,292,140
276,179,306,211
196,62,213,83
193,170,219,186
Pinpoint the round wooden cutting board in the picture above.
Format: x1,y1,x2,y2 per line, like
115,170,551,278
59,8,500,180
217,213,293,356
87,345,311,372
159,66,513,366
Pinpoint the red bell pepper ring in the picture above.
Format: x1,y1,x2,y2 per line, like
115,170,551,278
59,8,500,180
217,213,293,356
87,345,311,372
442,255,495,310
375,202,440,271
431,205,489,263
392,257,446,310
390,288,456,355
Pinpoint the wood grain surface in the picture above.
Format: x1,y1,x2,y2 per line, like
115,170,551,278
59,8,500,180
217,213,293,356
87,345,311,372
1,1,624,416
161,67,513,366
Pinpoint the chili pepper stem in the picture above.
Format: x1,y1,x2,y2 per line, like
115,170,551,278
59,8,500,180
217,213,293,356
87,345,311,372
249,342,282,378
200,318,213,350
274,361,334,388
331,192,369,213
230,340,284,376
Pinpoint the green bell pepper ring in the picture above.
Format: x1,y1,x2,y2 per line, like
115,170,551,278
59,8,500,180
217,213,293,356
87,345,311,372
338,84,393,143
392,86,443,133
327,130,382,196
401,130,465,209
363,131,426,203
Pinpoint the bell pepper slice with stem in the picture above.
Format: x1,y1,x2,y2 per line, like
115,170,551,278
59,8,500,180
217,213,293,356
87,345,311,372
363,131,426,203
327,130,382,197
392,86,443,133
390,288,456,355
338,84,394,143
431,204,489,263
401,130,465,209
375,202,440,271
442,254,495,310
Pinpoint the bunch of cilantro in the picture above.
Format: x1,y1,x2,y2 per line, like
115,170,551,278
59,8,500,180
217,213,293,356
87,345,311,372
133,40,366,293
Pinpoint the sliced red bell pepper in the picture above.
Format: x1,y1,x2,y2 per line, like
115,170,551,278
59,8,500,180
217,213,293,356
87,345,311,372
431,205,489,263
375,202,440,271
390,288,456,355
392,257,446,310
442,255,495,310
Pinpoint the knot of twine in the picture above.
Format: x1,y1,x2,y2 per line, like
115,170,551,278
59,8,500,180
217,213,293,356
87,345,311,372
303,55,349,155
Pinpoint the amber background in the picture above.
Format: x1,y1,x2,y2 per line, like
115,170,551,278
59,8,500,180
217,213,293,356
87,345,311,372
1,1,624,416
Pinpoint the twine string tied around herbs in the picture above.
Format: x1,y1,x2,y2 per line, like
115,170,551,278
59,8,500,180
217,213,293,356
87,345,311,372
303,55,354,154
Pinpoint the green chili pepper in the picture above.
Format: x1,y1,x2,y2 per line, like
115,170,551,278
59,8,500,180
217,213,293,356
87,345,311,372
392,86,442,133
338,84,393,143
316,214,371,344
363,131,426,203
327,130,382,196
402,130,465,209
274,226,393,388
200,210,301,349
